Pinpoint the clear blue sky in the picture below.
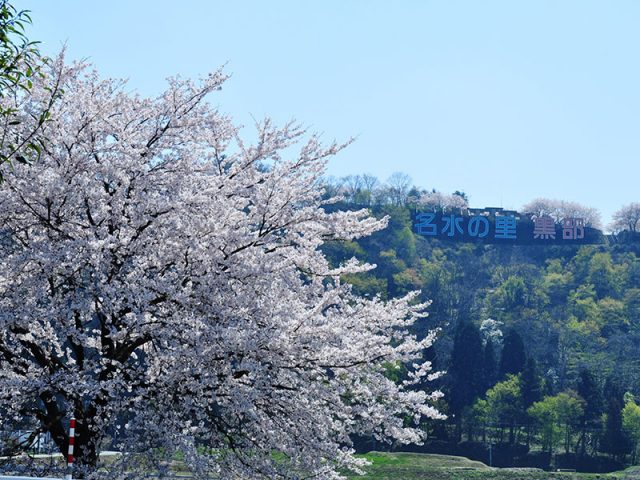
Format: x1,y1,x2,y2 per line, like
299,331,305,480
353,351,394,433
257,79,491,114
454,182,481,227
20,1,640,227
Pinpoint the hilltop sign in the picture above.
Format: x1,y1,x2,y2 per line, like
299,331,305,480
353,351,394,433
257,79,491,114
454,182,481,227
413,208,605,245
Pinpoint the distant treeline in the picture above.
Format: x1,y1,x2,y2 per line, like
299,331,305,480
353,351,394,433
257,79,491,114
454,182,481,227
323,172,640,234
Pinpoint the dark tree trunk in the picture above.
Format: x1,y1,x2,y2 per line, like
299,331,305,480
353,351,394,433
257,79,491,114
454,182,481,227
73,417,100,477
39,398,104,478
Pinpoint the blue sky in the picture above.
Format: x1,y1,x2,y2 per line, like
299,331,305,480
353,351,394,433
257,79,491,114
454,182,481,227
20,1,640,227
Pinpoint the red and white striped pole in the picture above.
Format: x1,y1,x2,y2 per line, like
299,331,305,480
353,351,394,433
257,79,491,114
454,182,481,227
66,417,76,480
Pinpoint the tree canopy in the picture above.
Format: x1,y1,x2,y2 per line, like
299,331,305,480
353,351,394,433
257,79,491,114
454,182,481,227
0,59,443,478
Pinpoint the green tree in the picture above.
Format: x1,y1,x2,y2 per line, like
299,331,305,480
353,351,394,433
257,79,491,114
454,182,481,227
527,391,584,454
599,297,628,336
555,391,585,454
540,270,572,305
486,375,522,445
568,284,601,323
0,0,57,177
624,288,640,328
467,398,489,442
528,396,561,453
587,252,620,299
494,276,528,310
622,397,640,464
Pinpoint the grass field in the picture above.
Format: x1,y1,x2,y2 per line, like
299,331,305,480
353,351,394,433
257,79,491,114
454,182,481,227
5,450,640,479
347,452,640,480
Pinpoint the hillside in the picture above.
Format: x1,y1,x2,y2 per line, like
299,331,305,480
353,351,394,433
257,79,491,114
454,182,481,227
323,202,640,471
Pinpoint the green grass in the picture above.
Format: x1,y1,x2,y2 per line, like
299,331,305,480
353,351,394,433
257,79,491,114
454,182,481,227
345,452,637,480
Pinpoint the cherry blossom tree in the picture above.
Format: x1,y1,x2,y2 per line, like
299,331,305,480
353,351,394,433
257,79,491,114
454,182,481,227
610,202,640,234
521,198,601,229
417,191,468,212
0,58,443,479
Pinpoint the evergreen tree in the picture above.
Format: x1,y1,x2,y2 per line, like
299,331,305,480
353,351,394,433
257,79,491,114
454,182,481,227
481,339,497,392
601,378,631,459
577,369,603,425
576,369,603,455
520,358,542,409
449,321,484,416
499,329,526,379
520,358,542,447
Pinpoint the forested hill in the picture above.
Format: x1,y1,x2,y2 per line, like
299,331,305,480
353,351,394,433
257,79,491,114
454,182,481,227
324,201,640,381
322,197,640,468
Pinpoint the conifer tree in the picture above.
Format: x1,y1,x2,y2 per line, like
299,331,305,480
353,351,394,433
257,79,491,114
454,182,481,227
576,369,603,455
499,329,526,379
520,358,542,409
520,358,542,447
449,321,484,442
601,378,631,459
481,339,497,392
